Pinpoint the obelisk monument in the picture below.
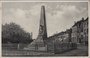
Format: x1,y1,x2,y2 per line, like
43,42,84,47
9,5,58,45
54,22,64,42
25,6,48,51
37,6,47,41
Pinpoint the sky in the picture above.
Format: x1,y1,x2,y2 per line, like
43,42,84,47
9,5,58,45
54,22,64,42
2,2,88,39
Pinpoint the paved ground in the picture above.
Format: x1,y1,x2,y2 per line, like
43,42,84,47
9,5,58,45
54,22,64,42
2,45,88,57
53,45,88,56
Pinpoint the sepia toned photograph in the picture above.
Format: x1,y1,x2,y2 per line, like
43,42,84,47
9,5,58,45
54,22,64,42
1,1,88,57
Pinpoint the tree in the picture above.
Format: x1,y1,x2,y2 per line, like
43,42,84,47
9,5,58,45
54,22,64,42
2,22,33,49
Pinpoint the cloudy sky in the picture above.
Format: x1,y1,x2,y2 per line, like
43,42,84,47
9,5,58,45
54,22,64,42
2,2,88,39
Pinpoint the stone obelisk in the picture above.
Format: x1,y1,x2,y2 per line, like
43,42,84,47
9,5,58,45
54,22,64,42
37,6,47,40
25,6,48,51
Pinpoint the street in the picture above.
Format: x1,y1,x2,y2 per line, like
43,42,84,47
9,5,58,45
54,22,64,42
2,44,88,56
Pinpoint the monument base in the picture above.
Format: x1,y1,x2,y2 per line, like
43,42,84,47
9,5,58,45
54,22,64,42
24,39,47,52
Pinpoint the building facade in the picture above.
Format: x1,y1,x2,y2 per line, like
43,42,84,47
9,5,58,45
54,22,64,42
76,18,84,43
71,24,78,43
83,18,88,45
71,18,88,45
